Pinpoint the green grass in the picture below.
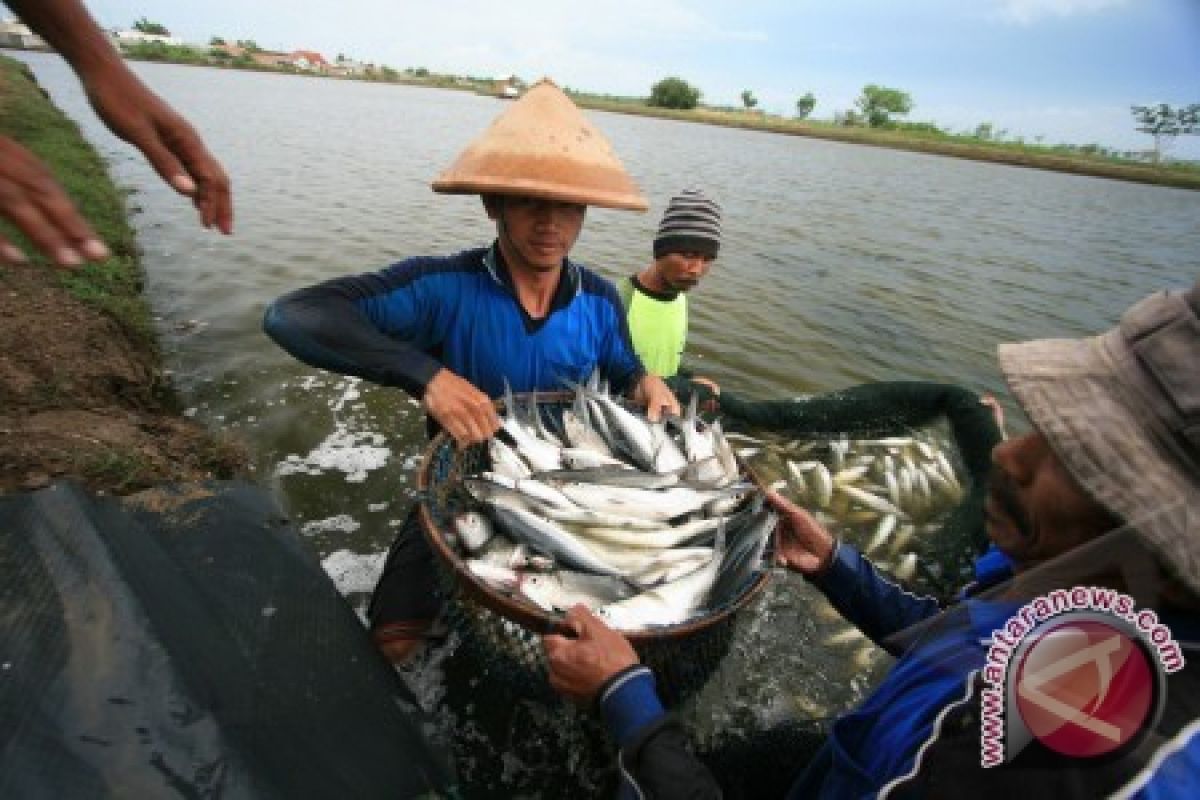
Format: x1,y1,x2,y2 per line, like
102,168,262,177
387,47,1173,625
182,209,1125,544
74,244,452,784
0,55,155,344
78,447,153,492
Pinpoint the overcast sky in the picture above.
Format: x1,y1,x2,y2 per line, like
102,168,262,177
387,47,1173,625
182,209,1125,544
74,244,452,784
55,0,1200,156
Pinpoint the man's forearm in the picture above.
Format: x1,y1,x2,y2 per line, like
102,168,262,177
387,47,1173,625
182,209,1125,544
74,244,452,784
599,666,722,799
7,0,127,75
263,284,442,397
809,542,943,652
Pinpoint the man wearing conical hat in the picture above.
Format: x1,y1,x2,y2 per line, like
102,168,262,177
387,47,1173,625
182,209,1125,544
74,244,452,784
264,80,678,663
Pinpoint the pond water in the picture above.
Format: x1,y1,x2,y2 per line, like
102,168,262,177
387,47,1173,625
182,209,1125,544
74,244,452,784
14,52,1199,796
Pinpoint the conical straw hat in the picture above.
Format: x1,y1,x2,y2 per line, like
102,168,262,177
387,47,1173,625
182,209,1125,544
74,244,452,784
432,79,647,211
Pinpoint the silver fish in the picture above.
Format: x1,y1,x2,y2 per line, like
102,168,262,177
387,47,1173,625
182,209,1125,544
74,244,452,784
526,390,564,448
489,502,628,577
709,420,741,487
560,446,628,470
476,472,578,511
453,511,496,553
535,465,679,490
579,385,659,471
518,569,637,612
669,393,715,463
708,506,775,607
558,483,745,522
489,436,532,481
467,560,521,593
567,512,729,550
500,417,562,472
865,513,898,555
596,527,727,630
562,395,614,456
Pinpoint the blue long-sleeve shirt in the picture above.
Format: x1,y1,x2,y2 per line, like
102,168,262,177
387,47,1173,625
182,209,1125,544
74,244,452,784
601,544,1014,798
604,544,1200,799
263,244,645,400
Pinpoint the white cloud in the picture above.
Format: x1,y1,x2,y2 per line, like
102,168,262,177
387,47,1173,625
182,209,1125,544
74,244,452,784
994,0,1129,25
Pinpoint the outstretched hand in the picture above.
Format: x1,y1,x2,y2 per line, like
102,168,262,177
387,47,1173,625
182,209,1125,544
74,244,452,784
422,368,501,447
766,490,837,576
83,68,233,235
0,136,110,267
631,373,680,422
542,605,639,705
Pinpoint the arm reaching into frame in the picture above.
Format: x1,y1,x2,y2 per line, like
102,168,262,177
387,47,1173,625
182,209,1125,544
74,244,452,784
2,0,232,267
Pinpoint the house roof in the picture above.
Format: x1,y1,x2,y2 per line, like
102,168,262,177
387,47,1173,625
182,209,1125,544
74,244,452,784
290,50,329,65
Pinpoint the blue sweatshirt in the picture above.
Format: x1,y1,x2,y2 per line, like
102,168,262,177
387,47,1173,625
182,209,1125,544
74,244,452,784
263,244,645,400
601,545,1015,797
604,545,1200,799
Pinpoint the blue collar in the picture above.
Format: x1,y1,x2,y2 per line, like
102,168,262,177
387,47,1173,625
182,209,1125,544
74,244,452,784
483,242,580,307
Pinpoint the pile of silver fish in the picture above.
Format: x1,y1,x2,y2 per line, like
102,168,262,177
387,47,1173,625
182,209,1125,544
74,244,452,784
732,428,966,583
443,376,775,632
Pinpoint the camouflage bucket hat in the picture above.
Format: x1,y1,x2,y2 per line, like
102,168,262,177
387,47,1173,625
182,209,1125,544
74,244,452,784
998,281,1200,596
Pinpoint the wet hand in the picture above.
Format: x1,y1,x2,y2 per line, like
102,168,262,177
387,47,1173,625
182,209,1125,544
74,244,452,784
83,69,233,235
542,605,639,705
0,136,111,267
422,368,501,447
766,490,836,576
632,374,680,422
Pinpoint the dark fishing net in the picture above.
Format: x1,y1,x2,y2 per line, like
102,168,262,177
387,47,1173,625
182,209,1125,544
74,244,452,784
712,381,1002,599
418,394,772,708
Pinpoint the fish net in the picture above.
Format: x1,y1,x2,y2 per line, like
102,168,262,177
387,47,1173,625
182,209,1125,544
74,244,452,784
416,392,771,707
714,380,1003,597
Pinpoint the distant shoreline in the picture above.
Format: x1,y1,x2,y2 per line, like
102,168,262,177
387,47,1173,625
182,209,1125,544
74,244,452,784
568,98,1200,193
7,44,1197,192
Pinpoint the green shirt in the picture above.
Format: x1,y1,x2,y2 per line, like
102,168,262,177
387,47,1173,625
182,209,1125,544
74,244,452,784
617,275,688,378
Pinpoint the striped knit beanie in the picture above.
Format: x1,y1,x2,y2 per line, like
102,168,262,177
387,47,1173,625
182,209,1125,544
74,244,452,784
653,188,722,259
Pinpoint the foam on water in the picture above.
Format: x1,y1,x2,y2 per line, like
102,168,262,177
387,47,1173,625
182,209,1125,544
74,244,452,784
301,514,361,536
275,378,391,482
321,548,387,596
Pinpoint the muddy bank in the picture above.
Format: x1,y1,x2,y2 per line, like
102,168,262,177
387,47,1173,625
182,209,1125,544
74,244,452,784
0,55,245,494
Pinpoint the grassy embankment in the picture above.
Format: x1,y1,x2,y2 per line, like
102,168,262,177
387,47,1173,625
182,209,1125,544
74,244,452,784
0,56,151,340
0,54,244,493
568,94,1200,192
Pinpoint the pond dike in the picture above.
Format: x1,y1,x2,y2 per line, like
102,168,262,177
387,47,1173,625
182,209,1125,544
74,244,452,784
0,54,245,495
0,54,459,796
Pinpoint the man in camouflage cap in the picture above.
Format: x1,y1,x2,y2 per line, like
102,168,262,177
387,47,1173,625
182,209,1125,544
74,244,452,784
544,281,1200,798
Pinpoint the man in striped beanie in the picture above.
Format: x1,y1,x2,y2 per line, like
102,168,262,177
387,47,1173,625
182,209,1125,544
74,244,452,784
617,188,722,392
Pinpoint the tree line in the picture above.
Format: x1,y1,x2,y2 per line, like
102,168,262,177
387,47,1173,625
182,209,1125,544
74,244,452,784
649,77,910,127
112,21,1200,162
648,77,1198,161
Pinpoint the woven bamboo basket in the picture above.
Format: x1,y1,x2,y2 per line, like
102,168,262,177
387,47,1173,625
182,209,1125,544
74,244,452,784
416,391,772,706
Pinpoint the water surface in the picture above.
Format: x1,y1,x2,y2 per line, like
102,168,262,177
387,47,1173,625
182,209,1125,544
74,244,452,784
15,52,1199,795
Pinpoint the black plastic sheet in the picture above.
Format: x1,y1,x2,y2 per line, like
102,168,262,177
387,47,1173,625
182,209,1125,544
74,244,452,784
0,482,457,799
